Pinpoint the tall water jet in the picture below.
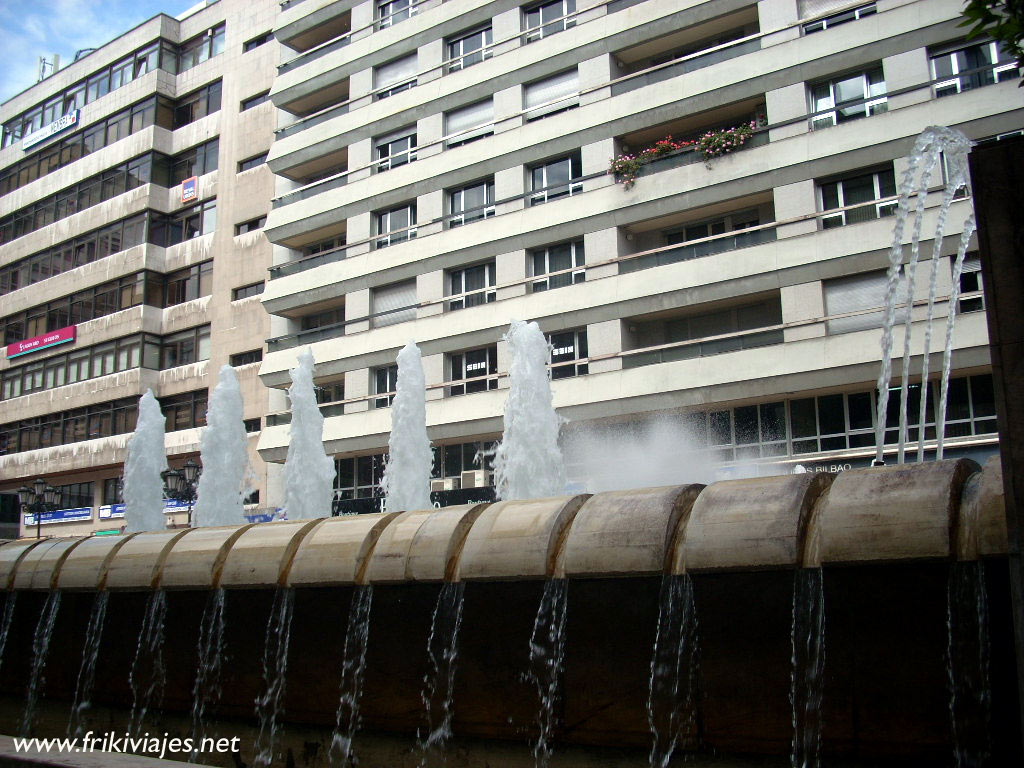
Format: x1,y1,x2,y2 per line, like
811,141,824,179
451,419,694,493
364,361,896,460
417,581,466,766
129,589,168,736
193,366,250,527
527,578,569,768
947,560,992,767
124,390,168,533
283,348,336,519
874,127,973,465
330,585,373,768
492,321,565,500
189,588,227,761
254,587,295,768
20,590,62,736
648,573,702,768
67,591,110,738
0,592,17,676
381,342,433,514
791,569,825,768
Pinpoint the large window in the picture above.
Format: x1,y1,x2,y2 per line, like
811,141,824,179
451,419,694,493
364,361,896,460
375,54,418,100
447,26,492,72
809,66,887,128
160,390,208,431
530,240,585,292
372,280,417,328
375,203,417,248
524,69,579,121
448,346,499,396
241,91,271,111
148,199,218,246
177,24,226,73
374,365,398,408
0,398,139,455
173,81,222,129
334,454,385,499
445,99,493,147
160,326,211,369
377,0,416,29
436,440,496,480
931,39,1019,98
523,0,575,42
819,167,896,228
802,2,875,34
956,255,984,314
823,269,908,335
375,127,417,171
448,179,494,227
448,262,496,310
530,152,582,205
548,329,588,379
163,261,213,305
170,139,219,184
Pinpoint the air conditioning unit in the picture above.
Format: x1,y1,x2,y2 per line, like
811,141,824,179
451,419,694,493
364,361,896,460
431,478,461,493
461,470,490,489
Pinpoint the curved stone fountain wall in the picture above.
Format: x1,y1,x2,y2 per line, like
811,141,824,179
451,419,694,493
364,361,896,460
0,458,1017,766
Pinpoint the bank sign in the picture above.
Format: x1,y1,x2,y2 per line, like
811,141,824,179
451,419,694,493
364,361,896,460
98,498,195,520
6,325,76,359
23,506,92,527
22,110,80,151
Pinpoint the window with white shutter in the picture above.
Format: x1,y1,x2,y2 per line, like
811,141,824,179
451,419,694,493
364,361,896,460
372,280,417,328
445,99,494,148
375,54,418,99
823,269,908,335
524,69,578,121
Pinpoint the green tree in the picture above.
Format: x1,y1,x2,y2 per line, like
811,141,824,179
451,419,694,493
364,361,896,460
961,0,1024,75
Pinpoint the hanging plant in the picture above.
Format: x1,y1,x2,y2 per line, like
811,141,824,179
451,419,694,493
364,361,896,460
695,122,756,160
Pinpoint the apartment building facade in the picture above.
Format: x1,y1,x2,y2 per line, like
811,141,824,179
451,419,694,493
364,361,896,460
257,0,1020,504
0,0,281,535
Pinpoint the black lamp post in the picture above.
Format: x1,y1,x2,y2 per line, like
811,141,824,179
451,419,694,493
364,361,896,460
17,478,61,539
161,458,201,526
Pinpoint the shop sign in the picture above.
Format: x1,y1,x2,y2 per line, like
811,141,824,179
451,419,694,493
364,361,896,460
6,325,76,359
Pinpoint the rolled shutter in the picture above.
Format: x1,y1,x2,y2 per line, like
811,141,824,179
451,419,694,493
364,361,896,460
824,269,908,335
524,68,578,119
372,280,417,327
375,54,418,90
445,99,494,144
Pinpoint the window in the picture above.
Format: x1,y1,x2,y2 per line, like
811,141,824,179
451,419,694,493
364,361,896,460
448,179,495,227
931,39,1019,98
530,152,582,205
819,167,896,228
230,349,263,366
372,280,417,328
449,345,498,396
235,216,266,235
524,69,579,121
241,91,271,111
524,0,576,42
375,127,417,171
244,418,261,433
164,261,213,305
334,454,386,499
316,381,345,404
447,26,493,72
232,281,264,300
170,139,219,184
103,477,123,505
437,441,496,480
238,153,267,172
0,398,138,455
823,269,908,335
374,365,398,408
375,54,418,100
548,329,588,379
956,255,984,314
160,390,208,431
178,24,225,73
375,203,416,248
377,0,416,29
160,326,211,369
810,66,887,128
304,235,346,256
173,81,222,128
445,99,493,147
244,32,272,52
802,2,875,34
148,199,218,246
448,262,496,310
55,482,94,510
530,240,585,292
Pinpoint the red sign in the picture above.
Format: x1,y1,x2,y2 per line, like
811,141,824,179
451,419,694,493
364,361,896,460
181,176,198,203
6,325,76,359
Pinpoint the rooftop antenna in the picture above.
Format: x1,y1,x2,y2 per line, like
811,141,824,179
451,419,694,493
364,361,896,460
73,48,96,62
37,54,60,82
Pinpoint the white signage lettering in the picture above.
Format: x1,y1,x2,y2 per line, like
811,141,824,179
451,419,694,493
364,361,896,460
22,110,80,151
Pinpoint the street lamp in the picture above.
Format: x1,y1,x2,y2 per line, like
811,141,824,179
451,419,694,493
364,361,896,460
17,478,61,539
161,458,201,526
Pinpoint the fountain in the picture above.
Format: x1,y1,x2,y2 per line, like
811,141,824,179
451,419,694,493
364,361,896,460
253,587,295,768
492,320,565,500
67,591,109,737
381,342,433,514
417,581,465,766
123,390,168,533
128,589,168,736
282,348,336,519
329,584,373,768
193,366,251,527
790,568,825,768
189,587,227,760
527,578,569,768
20,589,61,737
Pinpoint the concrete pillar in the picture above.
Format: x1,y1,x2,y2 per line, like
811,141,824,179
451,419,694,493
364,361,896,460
422,352,445,401
758,0,800,47
493,85,524,133
884,48,931,111
347,212,373,257
350,1,376,43
345,366,371,413
581,137,615,191
346,288,371,335
418,112,444,159
417,268,445,320
348,137,373,183
419,38,445,85
491,9,522,57
781,282,825,341
582,227,621,281
773,179,818,238
496,249,528,301
579,53,612,106
348,67,374,108
765,83,809,141
586,319,623,373
495,165,525,215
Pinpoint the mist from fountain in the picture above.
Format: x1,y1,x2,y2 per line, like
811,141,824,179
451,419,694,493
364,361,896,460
329,584,373,768
417,581,466,766
189,588,227,760
254,587,295,768
129,589,168,737
68,591,110,738
791,569,825,768
21,590,62,736
283,348,336,519
492,321,565,500
124,390,168,533
874,126,973,465
527,578,569,768
381,343,433,514
193,366,251,527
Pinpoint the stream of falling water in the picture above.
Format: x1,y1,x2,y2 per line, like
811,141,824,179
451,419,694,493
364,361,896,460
527,578,569,768
0,592,18,676
329,584,373,768
189,588,227,761
254,587,295,768
20,590,62,736
790,568,825,768
129,589,168,736
647,573,702,768
417,582,466,767
947,561,992,767
68,591,110,737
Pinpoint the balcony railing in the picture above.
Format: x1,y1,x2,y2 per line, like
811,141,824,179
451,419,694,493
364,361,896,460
611,36,762,98
620,225,778,274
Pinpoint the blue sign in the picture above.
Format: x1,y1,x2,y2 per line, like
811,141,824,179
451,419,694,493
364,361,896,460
23,506,92,526
244,513,277,523
98,498,194,520
22,110,79,150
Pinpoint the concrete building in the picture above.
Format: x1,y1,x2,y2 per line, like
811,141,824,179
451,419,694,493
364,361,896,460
257,0,1020,505
0,0,281,535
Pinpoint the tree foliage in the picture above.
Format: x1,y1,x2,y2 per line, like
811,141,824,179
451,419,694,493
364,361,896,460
961,0,1024,73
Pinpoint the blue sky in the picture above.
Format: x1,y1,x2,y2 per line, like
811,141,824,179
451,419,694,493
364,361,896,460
0,0,198,105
